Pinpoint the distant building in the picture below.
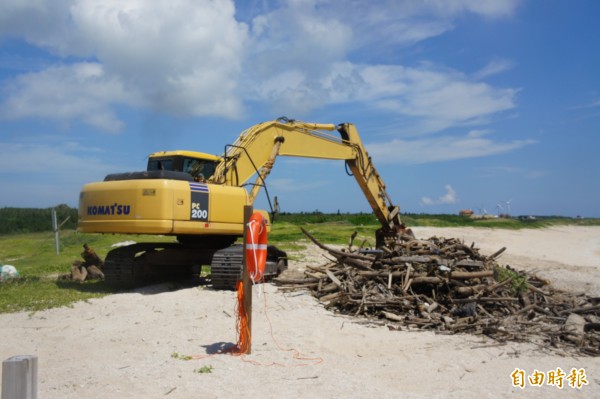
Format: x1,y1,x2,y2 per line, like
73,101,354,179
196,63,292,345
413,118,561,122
459,209,474,217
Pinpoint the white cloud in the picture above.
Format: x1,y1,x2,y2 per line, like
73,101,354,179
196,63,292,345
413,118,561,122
0,140,117,180
243,1,520,124
427,0,521,18
0,0,73,46
0,0,522,135
0,0,248,131
367,132,536,164
474,58,515,80
250,0,521,51
362,65,518,133
467,129,493,138
244,61,518,133
421,184,459,206
67,0,247,117
571,98,600,110
0,63,131,132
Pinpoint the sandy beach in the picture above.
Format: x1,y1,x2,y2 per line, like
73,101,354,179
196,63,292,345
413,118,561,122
1,226,599,398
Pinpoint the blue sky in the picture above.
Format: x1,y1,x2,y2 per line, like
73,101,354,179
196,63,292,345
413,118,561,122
0,0,598,217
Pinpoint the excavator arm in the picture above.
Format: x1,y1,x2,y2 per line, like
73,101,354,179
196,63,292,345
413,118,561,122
209,118,407,241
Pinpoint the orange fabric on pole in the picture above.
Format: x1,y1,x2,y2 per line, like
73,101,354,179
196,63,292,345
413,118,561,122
235,280,251,354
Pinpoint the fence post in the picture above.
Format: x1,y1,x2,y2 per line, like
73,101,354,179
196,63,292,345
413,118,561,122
52,209,59,256
1,355,38,399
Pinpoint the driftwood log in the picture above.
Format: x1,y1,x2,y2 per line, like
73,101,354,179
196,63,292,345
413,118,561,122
273,228,600,357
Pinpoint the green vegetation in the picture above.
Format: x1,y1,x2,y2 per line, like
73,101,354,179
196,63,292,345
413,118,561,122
0,205,78,234
276,211,600,230
171,352,193,361
495,266,529,295
194,365,214,374
171,353,215,373
275,212,379,226
1,208,598,314
0,230,176,313
268,221,377,248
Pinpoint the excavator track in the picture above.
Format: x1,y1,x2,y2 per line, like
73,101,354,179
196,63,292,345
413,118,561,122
210,245,244,290
103,242,215,287
103,243,152,286
210,245,289,290
103,242,288,290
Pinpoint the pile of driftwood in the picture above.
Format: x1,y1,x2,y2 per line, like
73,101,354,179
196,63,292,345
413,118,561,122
274,228,600,356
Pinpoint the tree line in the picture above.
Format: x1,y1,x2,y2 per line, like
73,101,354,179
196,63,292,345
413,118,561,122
0,204,78,234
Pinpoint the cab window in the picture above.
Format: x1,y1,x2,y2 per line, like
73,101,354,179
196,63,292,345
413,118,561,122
183,158,216,180
147,159,173,171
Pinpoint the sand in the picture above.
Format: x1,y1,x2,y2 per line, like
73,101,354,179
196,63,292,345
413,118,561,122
1,226,599,398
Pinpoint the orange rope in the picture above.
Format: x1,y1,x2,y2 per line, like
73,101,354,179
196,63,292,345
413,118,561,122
255,284,324,367
235,280,251,354
193,280,324,367
191,280,248,360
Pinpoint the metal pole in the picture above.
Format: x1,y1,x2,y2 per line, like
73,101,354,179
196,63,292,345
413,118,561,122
241,205,253,354
52,209,59,256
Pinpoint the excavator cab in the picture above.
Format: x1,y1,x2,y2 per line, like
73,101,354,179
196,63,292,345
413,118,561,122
147,151,220,181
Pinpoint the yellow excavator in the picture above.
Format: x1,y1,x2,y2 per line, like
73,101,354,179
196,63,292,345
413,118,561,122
78,117,410,288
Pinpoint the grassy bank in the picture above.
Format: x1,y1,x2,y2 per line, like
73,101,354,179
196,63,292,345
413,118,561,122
0,231,175,313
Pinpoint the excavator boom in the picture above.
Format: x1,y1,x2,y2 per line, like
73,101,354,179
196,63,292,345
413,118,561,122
209,118,404,236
